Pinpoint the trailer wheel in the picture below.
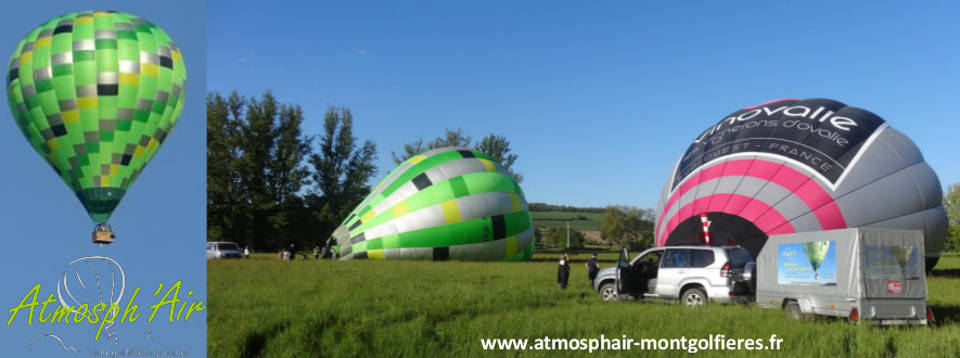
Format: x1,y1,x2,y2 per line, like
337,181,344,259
784,301,802,320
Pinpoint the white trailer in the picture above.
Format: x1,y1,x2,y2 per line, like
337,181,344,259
755,228,931,325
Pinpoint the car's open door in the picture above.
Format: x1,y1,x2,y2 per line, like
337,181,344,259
617,248,646,296
616,248,630,294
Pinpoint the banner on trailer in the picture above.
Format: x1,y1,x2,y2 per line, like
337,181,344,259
777,240,837,286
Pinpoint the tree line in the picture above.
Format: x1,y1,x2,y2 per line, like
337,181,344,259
599,206,656,250
534,205,656,251
529,203,606,213
207,91,378,251
208,92,525,251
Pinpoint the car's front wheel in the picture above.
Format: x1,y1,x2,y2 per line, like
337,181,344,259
681,287,707,307
599,282,618,301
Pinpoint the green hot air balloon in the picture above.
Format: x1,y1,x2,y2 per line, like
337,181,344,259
802,240,830,280
6,11,186,244
328,147,534,261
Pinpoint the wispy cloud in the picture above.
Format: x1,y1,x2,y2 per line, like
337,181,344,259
235,57,247,64
355,49,372,57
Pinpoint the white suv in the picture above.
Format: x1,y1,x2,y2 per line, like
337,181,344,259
593,246,755,306
206,241,243,259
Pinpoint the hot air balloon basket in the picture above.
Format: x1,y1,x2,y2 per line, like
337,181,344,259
92,227,116,244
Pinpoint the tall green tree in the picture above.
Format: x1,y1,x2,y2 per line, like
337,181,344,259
390,138,426,165
266,104,313,244
431,128,472,148
270,105,312,204
601,205,655,250
945,183,960,252
308,107,378,237
206,92,245,242
543,226,585,250
236,92,280,249
476,133,523,183
209,92,382,251
207,91,313,250
391,128,471,164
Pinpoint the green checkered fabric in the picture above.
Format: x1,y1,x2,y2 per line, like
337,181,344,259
6,10,186,223
330,147,534,261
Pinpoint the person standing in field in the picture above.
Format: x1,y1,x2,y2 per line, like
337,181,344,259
244,246,250,259
586,253,600,284
557,253,571,290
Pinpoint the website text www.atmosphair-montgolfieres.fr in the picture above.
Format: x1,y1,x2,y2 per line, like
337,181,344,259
480,334,784,353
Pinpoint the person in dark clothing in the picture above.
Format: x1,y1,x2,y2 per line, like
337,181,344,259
585,253,600,283
288,243,308,260
557,253,571,290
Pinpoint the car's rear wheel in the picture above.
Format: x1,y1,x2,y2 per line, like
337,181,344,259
681,287,706,307
599,282,618,301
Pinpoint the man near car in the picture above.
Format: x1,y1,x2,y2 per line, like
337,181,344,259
586,253,600,284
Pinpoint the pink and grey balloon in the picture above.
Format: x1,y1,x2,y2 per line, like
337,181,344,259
654,98,947,270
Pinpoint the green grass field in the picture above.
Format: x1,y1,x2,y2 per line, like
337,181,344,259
208,253,960,357
531,211,605,231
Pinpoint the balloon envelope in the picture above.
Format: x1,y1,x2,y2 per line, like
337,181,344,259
891,246,915,271
655,98,947,268
331,147,534,261
6,11,186,224
802,240,830,272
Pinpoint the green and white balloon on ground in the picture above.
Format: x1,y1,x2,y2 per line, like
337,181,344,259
330,147,534,261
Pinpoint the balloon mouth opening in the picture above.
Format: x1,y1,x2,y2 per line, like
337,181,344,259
92,223,115,244
664,212,767,257
76,188,126,224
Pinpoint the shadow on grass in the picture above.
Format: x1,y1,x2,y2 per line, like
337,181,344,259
930,304,960,327
931,268,960,278
242,322,289,358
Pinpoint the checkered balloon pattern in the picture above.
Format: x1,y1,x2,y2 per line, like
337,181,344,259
330,147,534,261
6,11,186,223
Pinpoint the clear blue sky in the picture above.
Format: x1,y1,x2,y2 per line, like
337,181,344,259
209,1,960,209
0,1,206,355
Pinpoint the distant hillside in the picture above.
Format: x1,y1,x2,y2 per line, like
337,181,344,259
528,202,606,214
531,210,605,232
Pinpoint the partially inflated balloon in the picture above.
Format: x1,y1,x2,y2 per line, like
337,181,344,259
330,147,534,261
655,98,947,269
7,11,186,234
